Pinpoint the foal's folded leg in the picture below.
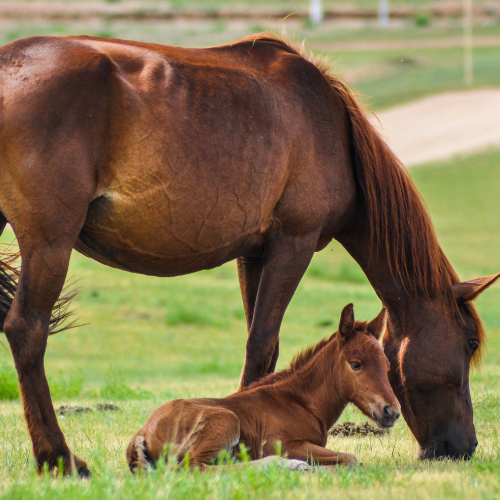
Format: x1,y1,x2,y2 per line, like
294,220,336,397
286,441,358,468
176,407,241,471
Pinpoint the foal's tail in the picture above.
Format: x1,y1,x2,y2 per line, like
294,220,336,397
0,213,77,334
127,433,157,474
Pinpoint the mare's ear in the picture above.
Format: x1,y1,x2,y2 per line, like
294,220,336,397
339,303,355,342
453,273,500,302
366,307,388,341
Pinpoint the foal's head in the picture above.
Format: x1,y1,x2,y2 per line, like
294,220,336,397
335,304,400,429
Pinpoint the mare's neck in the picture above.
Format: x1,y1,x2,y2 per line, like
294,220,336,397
337,220,419,336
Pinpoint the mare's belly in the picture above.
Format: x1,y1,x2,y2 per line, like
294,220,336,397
75,190,269,276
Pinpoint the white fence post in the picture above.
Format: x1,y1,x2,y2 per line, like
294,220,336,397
378,0,389,29
309,0,324,25
464,0,473,86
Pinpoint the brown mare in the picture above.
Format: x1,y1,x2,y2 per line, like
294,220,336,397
127,304,399,473
0,33,498,476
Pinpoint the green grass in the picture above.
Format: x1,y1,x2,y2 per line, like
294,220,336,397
0,362,18,401
344,46,500,109
0,148,500,497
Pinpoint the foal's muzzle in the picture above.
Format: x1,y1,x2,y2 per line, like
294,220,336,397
373,404,400,429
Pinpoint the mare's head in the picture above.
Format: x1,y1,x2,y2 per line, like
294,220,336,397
335,304,400,429
383,274,500,460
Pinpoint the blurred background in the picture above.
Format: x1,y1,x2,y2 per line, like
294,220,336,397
0,0,499,402
0,0,499,107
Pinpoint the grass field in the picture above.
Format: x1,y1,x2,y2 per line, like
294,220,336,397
0,145,500,498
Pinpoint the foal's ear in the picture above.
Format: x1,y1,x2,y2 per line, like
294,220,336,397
339,303,355,342
453,273,500,302
367,308,388,341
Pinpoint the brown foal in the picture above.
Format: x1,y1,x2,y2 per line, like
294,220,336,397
127,304,400,472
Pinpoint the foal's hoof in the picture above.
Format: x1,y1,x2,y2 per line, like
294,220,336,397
344,453,359,468
78,467,92,479
280,459,310,471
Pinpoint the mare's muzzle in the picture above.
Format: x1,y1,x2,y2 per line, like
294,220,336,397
419,434,478,460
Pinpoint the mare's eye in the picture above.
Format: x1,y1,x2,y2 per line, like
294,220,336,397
468,340,479,354
350,361,362,370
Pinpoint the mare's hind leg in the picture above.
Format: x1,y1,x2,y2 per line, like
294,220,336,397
237,257,279,377
4,229,90,475
238,233,318,389
1,164,93,475
5,237,89,475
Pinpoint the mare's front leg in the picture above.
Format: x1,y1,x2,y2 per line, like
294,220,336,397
1,150,94,475
238,233,317,389
286,441,358,468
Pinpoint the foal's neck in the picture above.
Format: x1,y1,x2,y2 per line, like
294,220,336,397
280,338,347,431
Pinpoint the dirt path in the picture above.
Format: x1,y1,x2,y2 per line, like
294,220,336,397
369,89,500,166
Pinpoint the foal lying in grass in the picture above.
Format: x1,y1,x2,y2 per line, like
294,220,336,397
127,304,400,472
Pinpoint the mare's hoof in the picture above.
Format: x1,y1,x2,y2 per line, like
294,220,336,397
78,467,92,479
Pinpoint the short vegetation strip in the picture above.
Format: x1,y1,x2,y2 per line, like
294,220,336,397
329,421,389,437
56,404,120,415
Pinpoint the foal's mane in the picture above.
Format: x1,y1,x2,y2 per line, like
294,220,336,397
232,33,484,365
245,322,371,391
244,335,334,391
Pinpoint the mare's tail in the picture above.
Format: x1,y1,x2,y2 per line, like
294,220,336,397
0,213,77,334
127,433,157,474
0,213,17,331
325,75,458,296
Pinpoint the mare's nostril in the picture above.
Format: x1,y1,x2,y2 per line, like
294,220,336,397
383,405,392,418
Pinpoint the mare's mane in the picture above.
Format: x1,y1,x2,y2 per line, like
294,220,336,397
230,34,484,364
245,321,371,391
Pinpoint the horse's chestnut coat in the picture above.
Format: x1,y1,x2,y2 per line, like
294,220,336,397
0,33,495,474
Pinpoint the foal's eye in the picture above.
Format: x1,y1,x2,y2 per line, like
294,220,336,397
468,340,479,354
350,361,362,370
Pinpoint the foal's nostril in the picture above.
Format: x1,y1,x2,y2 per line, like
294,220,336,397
383,405,392,418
